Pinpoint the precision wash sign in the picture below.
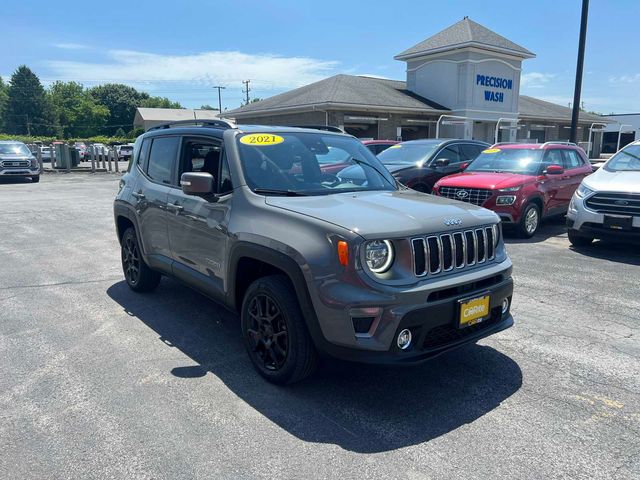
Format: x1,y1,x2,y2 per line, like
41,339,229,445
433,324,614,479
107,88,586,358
476,74,513,103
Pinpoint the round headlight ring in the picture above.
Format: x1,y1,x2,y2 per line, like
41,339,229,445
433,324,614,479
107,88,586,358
366,240,394,274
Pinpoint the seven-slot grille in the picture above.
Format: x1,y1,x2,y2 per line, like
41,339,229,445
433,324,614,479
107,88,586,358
585,192,640,216
411,226,497,277
1,160,30,168
439,187,493,206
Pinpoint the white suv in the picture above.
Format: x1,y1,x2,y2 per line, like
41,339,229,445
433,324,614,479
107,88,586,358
567,140,640,245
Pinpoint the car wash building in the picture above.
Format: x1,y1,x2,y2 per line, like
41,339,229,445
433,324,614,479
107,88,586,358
226,17,611,153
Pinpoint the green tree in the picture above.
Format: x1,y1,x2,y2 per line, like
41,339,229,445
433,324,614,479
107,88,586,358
48,81,109,138
200,104,218,110
4,66,54,135
89,84,141,136
139,94,182,109
0,77,8,131
114,127,126,137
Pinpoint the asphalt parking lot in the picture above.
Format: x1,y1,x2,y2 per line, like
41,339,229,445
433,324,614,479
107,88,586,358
1,173,638,480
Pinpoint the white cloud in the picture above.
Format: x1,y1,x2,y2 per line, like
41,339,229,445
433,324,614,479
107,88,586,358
44,49,338,90
609,73,640,84
53,43,89,50
520,72,556,89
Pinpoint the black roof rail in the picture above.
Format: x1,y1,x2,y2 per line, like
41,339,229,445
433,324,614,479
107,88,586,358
147,119,236,132
290,125,345,133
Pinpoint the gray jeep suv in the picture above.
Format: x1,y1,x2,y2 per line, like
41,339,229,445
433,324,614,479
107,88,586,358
114,121,514,384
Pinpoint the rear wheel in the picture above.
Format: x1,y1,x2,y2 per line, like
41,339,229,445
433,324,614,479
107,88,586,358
568,229,593,247
241,275,318,385
517,203,541,238
121,227,161,292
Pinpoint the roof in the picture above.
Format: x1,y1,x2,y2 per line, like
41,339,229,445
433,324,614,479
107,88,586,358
134,108,220,122
518,96,608,123
226,74,449,117
228,74,607,124
498,143,583,150
395,17,535,60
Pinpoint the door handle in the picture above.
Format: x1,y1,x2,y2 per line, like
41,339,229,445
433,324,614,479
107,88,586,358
167,202,184,211
132,191,145,200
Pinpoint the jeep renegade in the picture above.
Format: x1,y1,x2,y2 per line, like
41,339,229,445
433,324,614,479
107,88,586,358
114,120,514,384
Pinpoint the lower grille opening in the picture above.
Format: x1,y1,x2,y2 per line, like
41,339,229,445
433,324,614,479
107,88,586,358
427,274,505,302
352,316,375,334
422,307,502,350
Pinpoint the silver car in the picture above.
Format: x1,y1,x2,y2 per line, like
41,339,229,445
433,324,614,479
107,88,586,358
0,141,40,182
567,140,640,245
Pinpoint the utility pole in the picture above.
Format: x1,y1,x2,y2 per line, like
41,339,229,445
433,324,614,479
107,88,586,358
25,114,31,136
242,80,251,105
213,86,226,114
570,0,589,144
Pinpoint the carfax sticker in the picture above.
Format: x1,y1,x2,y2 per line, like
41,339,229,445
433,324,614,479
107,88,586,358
239,134,285,146
482,148,501,153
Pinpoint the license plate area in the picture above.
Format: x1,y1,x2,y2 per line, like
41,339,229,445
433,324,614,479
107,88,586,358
458,294,491,329
604,215,633,231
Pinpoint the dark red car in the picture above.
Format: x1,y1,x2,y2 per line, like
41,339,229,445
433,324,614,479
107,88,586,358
362,140,399,155
433,143,593,237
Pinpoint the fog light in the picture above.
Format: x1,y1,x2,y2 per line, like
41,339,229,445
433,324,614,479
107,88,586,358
397,329,412,350
502,298,510,315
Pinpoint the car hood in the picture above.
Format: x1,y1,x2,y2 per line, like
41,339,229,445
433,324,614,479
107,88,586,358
0,154,33,161
436,172,534,190
584,168,640,193
265,189,497,238
382,163,418,174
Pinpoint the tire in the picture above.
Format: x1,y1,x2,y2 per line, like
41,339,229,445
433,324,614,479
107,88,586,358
568,229,593,247
121,227,161,292
31,175,40,183
241,275,318,385
517,202,541,238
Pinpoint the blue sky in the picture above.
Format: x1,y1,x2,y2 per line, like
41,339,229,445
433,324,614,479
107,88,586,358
2,0,639,113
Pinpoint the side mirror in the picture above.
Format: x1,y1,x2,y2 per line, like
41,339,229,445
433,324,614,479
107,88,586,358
181,172,214,196
545,164,564,175
434,158,450,167
459,162,470,170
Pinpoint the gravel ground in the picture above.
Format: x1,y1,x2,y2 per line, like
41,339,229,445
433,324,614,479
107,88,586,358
0,173,638,480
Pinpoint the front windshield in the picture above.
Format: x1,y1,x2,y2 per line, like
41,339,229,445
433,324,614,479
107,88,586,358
237,132,397,195
466,148,544,175
377,143,439,165
605,144,640,172
0,143,31,156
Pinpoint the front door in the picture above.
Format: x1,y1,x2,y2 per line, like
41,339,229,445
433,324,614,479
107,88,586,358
166,137,233,299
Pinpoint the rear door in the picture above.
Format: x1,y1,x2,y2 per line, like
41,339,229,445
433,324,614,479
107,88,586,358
166,137,233,300
560,149,591,203
134,136,179,264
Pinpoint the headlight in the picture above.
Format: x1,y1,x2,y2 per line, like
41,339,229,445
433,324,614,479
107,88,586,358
496,195,516,205
576,184,594,198
365,240,394,273
498,186,522,192
30,158,38,167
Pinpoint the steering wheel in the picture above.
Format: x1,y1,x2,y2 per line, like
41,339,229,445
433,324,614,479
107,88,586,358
319,173,342,187
260,156,296,188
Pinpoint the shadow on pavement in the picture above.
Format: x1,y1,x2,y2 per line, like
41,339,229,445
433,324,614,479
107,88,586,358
0,176,34,185
570,240,640,266
107,279,522,453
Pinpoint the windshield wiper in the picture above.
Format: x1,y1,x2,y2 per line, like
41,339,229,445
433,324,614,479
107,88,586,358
349,157,398,189
253,188,309,196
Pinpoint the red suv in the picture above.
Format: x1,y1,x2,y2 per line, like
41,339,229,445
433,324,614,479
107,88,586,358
432,143,593,237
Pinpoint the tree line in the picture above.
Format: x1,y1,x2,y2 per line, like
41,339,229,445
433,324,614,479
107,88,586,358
0,65,184,139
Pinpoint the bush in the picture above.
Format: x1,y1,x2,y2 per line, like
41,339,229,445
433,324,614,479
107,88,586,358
0,133,136,144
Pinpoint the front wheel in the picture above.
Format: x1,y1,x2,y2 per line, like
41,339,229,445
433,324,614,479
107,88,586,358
121,227,161,292
568,229,593,247
517,203,541,238
241,275,318,385
31,175,40,183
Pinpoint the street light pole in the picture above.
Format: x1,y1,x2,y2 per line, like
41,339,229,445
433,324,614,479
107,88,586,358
213,86,226,115
570,0,590,143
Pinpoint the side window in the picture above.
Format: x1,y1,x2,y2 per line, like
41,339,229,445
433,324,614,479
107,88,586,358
147,136,179,185
459,144,484,161
544,149,564,168
563,150,582,169
137,139,151,172
433,145,461,164
219,152,233,194
180,139,221,177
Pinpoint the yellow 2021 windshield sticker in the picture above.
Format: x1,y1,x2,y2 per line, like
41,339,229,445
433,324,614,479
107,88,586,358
239,134,284,146
482,148,501,154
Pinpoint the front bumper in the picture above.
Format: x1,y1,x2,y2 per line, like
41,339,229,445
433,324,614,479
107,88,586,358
0,167,39,176
567,195,640,241
310,259,514,365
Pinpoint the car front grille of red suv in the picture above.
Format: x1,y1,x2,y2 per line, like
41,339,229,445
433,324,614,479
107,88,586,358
439,186,493,206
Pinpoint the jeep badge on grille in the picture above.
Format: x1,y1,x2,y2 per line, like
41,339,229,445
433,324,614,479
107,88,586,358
443,217,463,226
